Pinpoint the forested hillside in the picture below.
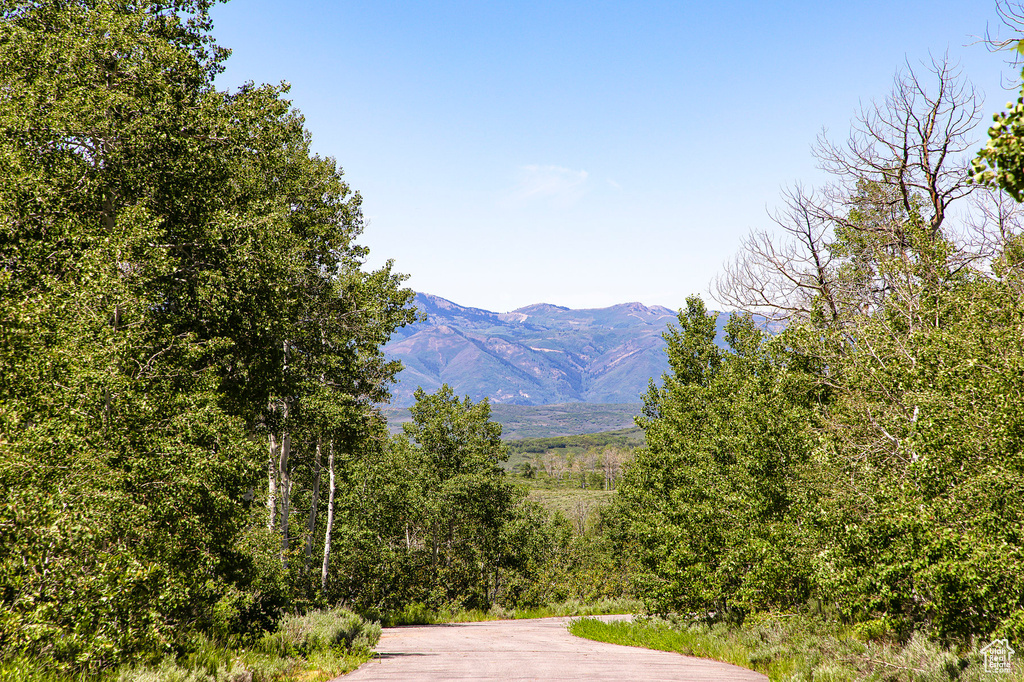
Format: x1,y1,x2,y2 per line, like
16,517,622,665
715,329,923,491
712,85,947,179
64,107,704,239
384,402,642,439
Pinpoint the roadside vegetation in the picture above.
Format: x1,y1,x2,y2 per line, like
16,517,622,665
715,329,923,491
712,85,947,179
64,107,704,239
571,613,1024,682
576,10,1024,680
0,608,380,682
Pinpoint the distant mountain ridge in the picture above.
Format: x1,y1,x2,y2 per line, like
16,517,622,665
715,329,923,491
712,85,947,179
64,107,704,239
382,293,730,407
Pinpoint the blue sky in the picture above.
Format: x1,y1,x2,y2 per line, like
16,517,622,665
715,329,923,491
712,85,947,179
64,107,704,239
211,0,1018,312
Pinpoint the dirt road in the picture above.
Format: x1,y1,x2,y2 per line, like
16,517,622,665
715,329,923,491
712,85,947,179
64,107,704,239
341,615,768,681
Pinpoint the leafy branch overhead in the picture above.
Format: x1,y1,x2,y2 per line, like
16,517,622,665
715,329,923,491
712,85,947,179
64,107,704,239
974,41,1024,200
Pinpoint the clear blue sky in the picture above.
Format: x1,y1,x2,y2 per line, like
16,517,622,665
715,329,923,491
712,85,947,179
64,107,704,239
210,0,1017,312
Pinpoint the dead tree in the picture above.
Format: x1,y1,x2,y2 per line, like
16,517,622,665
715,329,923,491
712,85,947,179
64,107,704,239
714,57,984,324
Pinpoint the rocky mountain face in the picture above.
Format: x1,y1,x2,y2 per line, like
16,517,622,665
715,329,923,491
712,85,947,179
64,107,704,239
383,293,729,407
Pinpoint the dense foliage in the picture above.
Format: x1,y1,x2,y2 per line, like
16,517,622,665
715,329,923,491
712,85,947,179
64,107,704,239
0,0,416,672
616,299,817,616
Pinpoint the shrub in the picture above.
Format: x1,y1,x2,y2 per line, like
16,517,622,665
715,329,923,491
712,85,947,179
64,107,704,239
260,608,380,657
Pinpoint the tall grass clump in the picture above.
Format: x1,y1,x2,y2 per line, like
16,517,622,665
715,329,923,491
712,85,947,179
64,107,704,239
260,607,381,657
114,657,252,682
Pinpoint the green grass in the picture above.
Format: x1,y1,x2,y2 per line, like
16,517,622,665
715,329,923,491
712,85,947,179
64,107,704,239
526,486,613,511
0,649,372,682
0,649,373,682
569,614,1024,682
569,617,759,672
381,597,641,627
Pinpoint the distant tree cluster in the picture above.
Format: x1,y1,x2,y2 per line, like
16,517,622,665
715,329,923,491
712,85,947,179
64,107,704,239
508,430,639,489
527,447,631,490
615,52,1024,642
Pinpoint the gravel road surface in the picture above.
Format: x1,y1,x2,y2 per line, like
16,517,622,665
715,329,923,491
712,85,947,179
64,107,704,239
340,615,768,681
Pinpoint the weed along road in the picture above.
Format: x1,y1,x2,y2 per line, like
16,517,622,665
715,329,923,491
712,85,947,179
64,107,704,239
341,615,768,681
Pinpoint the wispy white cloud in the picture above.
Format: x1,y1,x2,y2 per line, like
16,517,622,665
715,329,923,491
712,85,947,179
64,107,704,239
606,178,622,191
502,164,589,207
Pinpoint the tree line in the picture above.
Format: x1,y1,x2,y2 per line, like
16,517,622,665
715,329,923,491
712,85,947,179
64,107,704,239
508,429,639,489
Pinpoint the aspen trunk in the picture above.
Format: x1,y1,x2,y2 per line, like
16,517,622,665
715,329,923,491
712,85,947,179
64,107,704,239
431,522,439,570
267,433,278,530
321,440,335,592
304,436,323,572
278,341,291,562
279,429,291,567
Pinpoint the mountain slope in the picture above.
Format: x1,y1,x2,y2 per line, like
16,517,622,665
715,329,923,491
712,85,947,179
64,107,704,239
383,293,731,407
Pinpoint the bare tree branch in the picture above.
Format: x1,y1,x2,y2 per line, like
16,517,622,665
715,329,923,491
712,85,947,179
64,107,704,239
714,57,983,325
815,56,979,237
713,185,837,323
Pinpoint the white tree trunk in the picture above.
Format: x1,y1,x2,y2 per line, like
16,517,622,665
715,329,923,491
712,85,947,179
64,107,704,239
279,429,291,567
321,440,335,592
267,433,278,530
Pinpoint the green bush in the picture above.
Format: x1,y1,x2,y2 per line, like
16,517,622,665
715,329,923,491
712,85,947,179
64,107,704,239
260,608,380,657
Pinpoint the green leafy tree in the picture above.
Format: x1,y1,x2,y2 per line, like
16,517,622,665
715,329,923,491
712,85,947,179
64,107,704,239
0,0,413,670
802,242,1024,641
974,40,1024,199
616,297,816,617
400,385,520,609
314,385,529,615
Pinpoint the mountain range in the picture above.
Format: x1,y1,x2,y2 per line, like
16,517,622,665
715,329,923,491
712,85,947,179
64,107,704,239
382,293,730,407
